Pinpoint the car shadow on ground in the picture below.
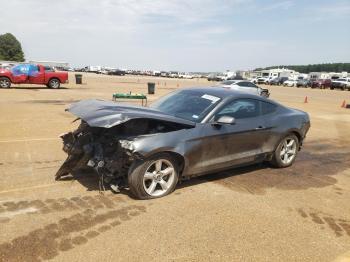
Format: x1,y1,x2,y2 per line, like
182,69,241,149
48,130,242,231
4,86,69,90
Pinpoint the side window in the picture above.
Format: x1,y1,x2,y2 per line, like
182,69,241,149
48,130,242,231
261,102,277,115
215,99,260,120
44,66,54,72
237,82,257,88
247,82,258,88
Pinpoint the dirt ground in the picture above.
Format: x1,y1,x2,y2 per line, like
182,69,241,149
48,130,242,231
0,73,350,262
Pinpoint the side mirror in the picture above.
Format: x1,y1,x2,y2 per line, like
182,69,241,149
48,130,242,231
214,116,235,125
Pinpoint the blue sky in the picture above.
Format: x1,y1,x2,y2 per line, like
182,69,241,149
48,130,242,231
1,0,349,71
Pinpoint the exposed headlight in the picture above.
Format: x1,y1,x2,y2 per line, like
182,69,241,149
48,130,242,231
119,140,135,151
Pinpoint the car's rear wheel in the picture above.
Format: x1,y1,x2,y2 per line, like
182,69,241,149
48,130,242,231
0,77,11,88
48,78,60,89
128,153,179,199
270,134,299,168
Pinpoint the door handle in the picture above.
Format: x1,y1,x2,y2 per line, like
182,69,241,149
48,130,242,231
255,126,266,130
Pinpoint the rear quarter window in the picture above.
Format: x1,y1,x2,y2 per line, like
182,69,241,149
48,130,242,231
44,66,54,72
215,99,260,120
261,102,278,115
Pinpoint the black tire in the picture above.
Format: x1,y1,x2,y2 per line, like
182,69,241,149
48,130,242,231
48,78,60,89
128,153,179,199
270,134,299,168
261,91,269,98
0,77,11,88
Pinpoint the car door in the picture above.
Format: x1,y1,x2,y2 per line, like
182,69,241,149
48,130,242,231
185,98,269,175
28,65,45,84
10,64,28,83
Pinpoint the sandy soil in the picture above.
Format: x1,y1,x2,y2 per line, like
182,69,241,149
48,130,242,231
0,73,350,262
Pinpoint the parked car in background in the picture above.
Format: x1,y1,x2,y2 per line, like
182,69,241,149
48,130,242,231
160,71,169,77
265,77,277,85
310,79,332,89
269,77,289,86
107,69,125,76
257,77,269,84
331,78,350,91
283,79,298,87
0,65,13,71
0,64,68,89
169,72,179,78
180,73,194,79
227,76,244,81
207,74,223,81
296,79,311,88
270,76,288,85
97,69,109,75
250,76,259,84
56,87,310,199
220,80,270,97
269,78,279,85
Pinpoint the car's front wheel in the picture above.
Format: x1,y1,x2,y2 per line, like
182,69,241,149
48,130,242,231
0,77,11,88
270,134,299,168
128,153,179,199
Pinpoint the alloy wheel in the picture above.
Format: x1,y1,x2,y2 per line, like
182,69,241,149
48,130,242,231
280,137,297,165
50,79,60,88
0,79,10,88
143,159,175,197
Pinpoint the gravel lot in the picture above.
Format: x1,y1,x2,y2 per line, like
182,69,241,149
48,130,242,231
0,73,350,262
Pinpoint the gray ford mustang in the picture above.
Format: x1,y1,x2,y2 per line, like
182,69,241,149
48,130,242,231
56,87,310,199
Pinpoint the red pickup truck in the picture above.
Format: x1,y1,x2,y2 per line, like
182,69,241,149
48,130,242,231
0,64,69,89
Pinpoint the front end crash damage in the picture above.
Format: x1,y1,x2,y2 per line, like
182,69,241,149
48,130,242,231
55,121,137,192
55,99,195,192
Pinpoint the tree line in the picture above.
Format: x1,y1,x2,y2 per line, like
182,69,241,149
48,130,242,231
255,63,350,73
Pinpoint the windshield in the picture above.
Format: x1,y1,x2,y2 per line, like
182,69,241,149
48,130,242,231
150,90,221,122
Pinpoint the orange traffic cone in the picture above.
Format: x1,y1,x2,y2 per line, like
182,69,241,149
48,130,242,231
341,100,346,108
304,96,308,103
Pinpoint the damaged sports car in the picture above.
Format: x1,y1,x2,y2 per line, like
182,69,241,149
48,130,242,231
56,87,310,199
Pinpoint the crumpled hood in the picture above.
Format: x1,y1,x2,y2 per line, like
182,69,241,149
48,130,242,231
67,99,196,128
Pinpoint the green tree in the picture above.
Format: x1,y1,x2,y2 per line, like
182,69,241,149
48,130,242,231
0,33,25,62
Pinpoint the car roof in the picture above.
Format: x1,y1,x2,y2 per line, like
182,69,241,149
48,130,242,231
221,80,246,84
180,86,274,103
229,80,248,83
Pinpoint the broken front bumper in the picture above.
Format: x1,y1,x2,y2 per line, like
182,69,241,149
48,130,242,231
55,125,134,189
